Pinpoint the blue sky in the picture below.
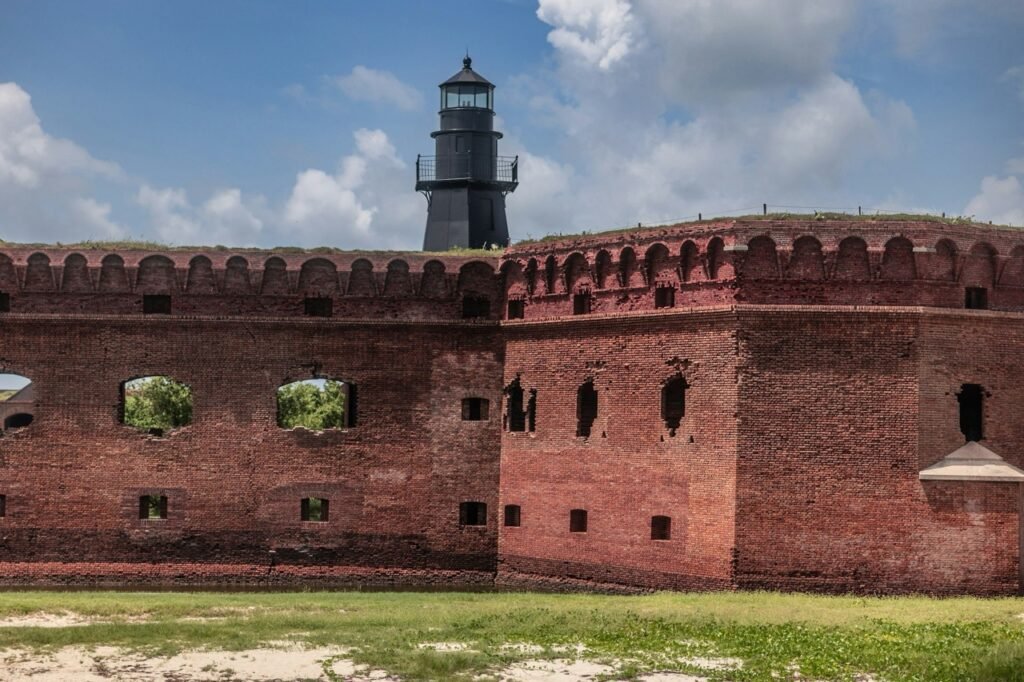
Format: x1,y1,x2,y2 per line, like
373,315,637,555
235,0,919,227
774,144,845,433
1,0,1023,250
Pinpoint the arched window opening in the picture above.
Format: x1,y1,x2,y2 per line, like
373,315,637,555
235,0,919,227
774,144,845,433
459,501,487,526
301,497,329,522
121,377,193,436
4,414,33,430
651,515,671,541
544,256,557,294
957,384,984,442
0,373,35,434
661,375,687,436
576,379,598,438
277,378,355,431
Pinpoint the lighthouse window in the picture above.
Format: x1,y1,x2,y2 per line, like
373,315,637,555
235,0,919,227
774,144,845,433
444,85,491,109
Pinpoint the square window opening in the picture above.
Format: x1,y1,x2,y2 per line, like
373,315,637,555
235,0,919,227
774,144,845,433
507,299,525,320
143,295,172,315
460,501,487,526
462,397,490,421
569,508,588,533
651,515,671,540
301,497,330,522
138,495,168,520
573,293,591,315
655,287,675,309
504,504,521,527
462,296,491,319
965,287,988,310
304,297,334,317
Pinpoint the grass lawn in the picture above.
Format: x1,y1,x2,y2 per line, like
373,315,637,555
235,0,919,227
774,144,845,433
0,590,1022,681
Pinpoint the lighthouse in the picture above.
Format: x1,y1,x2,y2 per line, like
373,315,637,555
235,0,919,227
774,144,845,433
416,56,518,251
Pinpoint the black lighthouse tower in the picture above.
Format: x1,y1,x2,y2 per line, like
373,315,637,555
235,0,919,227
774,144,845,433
416,56,518,251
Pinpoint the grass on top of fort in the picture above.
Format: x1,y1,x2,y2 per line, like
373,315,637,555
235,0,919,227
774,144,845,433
0,590,1022,681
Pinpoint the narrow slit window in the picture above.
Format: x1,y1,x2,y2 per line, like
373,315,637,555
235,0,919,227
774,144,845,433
661,375,687,435
651,515,671,540
573,293,591,315
655,286,675,309
462,295,491,319
526,389,537,433
0,494,6,517
505,379,526,432
957,383,984,442
507,299,525,319
142,294,172,315
965,287,988,310
504,504,521,527
569,509,588,533
304,297,333,317
462,397,489,421
0,292,9,312
459,501,487,526
138,495,168,520
576,380,598,438
301,497,329,522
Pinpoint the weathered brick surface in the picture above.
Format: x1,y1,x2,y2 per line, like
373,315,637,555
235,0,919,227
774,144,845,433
0,316,502,585
1,218,1022,593
498,311,739,591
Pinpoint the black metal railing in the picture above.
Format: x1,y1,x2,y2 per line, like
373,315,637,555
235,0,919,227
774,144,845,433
416,154,518,188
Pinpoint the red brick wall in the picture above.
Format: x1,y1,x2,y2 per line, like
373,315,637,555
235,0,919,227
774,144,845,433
733,308,1020,595
498,311,739,591
2,219,1023,593
0,316,503,586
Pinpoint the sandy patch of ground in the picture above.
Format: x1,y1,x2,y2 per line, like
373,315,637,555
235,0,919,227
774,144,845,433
0,643,739,681
417,641,476,652
0,612,149,628
489,659,708,681
679,656,742,670
0,645,365,681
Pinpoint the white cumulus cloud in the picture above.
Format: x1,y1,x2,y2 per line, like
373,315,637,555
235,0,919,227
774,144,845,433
137,184,266,245
330,66,423,111
503,0,915,236
0,81,127,242
964,175,1024,227
283,128,421,249
537,0,639,70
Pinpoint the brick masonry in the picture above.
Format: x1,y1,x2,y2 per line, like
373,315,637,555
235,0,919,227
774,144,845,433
0,219,1022,593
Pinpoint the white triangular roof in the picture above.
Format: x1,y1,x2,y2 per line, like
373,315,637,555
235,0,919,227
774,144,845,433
919,441,1024,482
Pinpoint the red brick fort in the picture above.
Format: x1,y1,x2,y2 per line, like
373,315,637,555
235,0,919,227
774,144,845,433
1,216,1023,594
